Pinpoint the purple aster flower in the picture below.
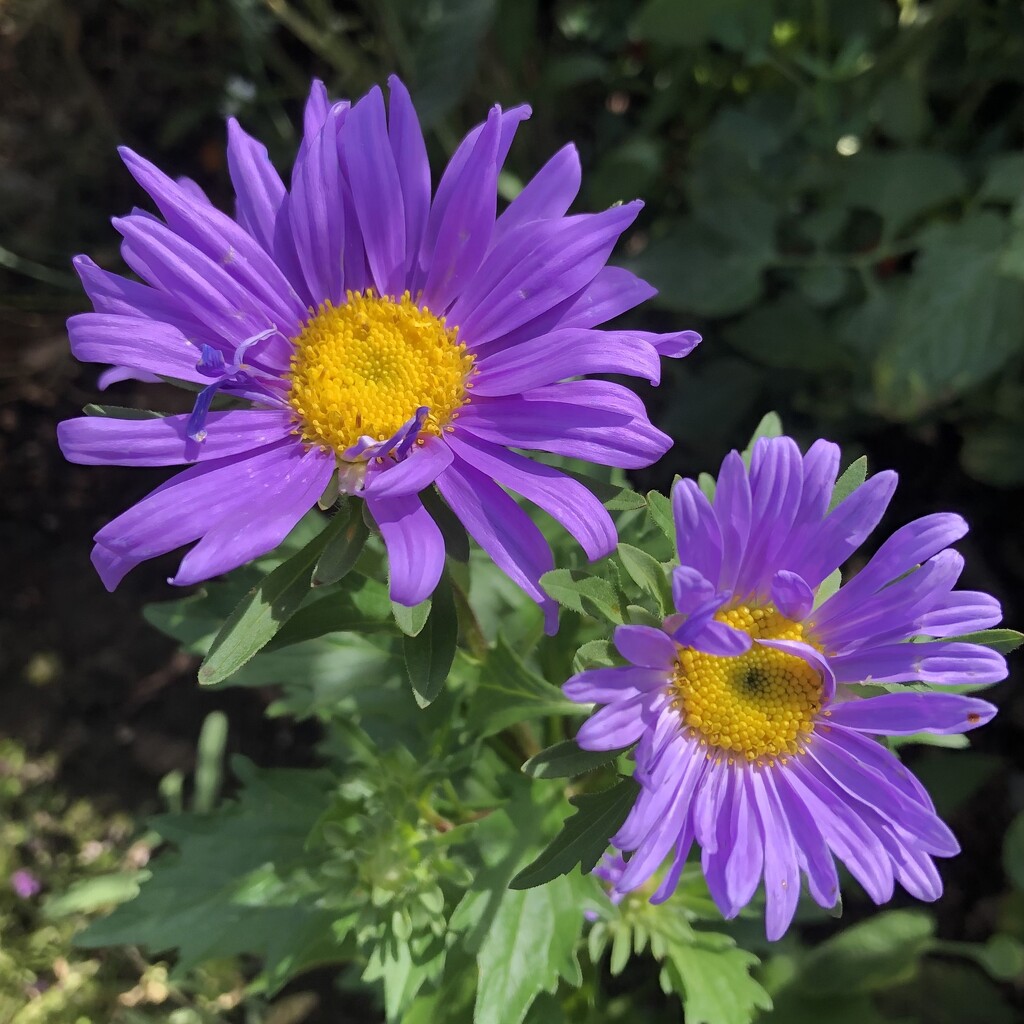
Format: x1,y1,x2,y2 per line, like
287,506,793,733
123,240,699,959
564,436,1007,939
10,869,41,899
57,78,697,626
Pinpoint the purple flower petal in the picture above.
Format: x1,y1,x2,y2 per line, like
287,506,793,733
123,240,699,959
748,768,800,941
563,665,669,704
826,692,997,735
344,85,406,297
734,437,804,599
435,455,556,631
689,620,753,657
806,733,958,856
446,432,615,560
770,569,814,621
457,383,671,469
58,410,294,466
451,202,643,347
788,470,898,589
472,328,661,396
724,771,764,912
613,624,678,669
771,767,840,910
68,313,210,383
366,492,445,606
120,147,305,334
671,565,718,616
363,436,454,499
813,513,968,626
387,75,431,280
918,590,1003,637
576,692,657,750
831,640,1008,686
226,117,287,258
91,440,331,590
672,477,723,586
492,143,581,242
289,103,346,306
420,107,501,310
787,759,895,904
713,451,752,589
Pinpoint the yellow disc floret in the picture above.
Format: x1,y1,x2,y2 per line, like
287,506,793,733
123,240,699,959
287,290,475,454
671,606,823,762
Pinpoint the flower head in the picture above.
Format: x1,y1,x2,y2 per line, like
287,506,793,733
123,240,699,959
59,78,697,626
564,436,1006,938
10,869,41,899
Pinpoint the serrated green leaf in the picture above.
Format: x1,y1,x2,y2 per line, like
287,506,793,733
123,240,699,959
77,760,338,985
44,872,147,919
540,569,623,624
198,513,347,684
698,472,717,502
828,456,867,512
312,505,368,587
511,778,638,889
813,568,842,610
647,490,675,541
743,411,783,455
83,404,167,419
394,596,432,637
264,581,393,650
474,874,585,1024
661,934,772,1024
945,628,1024,655
404,573,457,708
572,639,616,672
618,543,671,615
797,910,934,994
469,638,578,737
522,740,629,780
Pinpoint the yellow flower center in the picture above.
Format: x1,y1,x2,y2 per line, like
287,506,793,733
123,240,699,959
671,605,823,763
287,290,475,455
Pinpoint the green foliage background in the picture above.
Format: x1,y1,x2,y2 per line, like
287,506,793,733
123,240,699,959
4,0,1024,1021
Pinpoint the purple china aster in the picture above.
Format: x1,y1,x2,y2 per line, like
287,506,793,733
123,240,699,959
564,436,1007,938
58,78,698,625
10,869,41,899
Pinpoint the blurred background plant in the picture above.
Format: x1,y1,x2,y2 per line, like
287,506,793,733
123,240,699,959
3,0,1024,1021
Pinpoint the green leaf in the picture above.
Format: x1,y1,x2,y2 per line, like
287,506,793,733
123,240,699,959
647,490,675,541
726,298,847,372
796,265,848,308
961,422,1024,487
469,638,578,737
796,910,934,994
626,222,767,318
403,573,458,708
632,0,774,51
1003,811,1024,891
198,513,347,684
876,214,1024,419
44,872,146,919
661,934,772,1024
840,150,967,237
698,472,717,502
83,404,166,419
828,456,867,512
946,628,1024,655
540,569,623,624
743,411,783,454
813,568,842,609
394,597,432,637
618,543,671,614
522,741,629,780
511,778,638,889
265,581,393,650
979,154,1024,204
572,639,616,672
474,875,585,1024
77,759,339,986
311,505,368,587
